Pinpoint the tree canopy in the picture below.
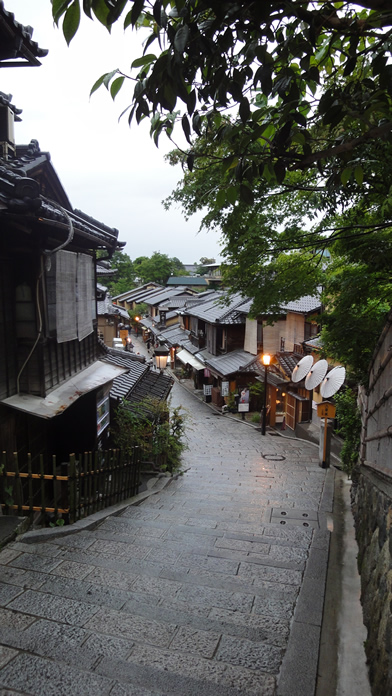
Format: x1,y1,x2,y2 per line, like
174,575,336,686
100,250,136,296
52,1,392,382
53,1,392,198
134,250,186,283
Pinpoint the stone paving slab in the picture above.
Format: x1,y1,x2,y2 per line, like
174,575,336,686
0,380,331,695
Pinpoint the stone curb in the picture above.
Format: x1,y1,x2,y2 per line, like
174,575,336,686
16,474,175,545
277,466,334,696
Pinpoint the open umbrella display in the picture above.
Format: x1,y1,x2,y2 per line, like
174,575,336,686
291,355,313,383
305,359,328,390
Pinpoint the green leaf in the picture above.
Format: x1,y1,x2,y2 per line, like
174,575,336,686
222,156,238,173
131,54,157,69
52,0,70,24
91,0,111,27
110,76,125,100
63,1,81,44
239,97,250,124
354,165,363,186
226,186,237,205
274,160,286,184
103,69,119,89
186,152,194,171
174,24,189,53
131,0,145,26
239,184,254,205
341,167,352,186
187,89,196,116
182,113,192,144
216,189,226,208
343,56,357,77
153,1,162,26
90,73,107,96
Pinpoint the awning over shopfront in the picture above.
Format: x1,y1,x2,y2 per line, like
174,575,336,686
1,361,127,419
176,349,205,371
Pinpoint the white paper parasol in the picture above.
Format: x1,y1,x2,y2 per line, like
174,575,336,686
305,359,328,390
291,355,314,383
320,366,346,398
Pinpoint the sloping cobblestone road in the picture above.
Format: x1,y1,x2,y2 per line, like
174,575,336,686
0,380,332,695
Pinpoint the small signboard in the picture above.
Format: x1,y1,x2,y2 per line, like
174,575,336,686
221,381,229,397
238,403,250,413
317,402,336,419
203,384,212,396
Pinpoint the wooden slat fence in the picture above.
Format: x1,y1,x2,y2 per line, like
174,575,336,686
0,448,141,524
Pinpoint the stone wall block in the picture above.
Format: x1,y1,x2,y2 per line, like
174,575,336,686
354,472,392,696
361,527,380,591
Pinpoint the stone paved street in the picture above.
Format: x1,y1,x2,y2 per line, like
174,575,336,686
0,380,333,695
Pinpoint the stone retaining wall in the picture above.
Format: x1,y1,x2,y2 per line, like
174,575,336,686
353,466,392,696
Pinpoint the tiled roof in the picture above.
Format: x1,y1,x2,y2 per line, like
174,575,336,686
0,141,121,253
112,283,162,302
280,294,321,314
184,291,247,325
236,294,321,316
124,369,174,407
166,276,208,286
109,361,148,400
304,335,323,349
0,2,48,66
180,339,200,355
275,352,302,379
139,316,158,332
97,296,129,320
196,349,258,377
158,324,189,347
102,350,149,400
144,287,190,306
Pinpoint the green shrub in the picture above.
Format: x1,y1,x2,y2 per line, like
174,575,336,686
113,397,187,474
334,389,361,477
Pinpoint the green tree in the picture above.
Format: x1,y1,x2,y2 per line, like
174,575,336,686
52,1,392,384
53,1,392,204
194,256,216,275
164,134,392,383
100,250,136,296
135,251,186,284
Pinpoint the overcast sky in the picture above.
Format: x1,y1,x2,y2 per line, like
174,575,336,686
2,1,223,264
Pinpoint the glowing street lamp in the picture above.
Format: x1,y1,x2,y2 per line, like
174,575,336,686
261,353,271,436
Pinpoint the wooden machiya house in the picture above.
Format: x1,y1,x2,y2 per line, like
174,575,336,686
0,108,127,469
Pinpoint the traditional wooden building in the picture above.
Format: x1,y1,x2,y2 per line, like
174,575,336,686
0,105,127,467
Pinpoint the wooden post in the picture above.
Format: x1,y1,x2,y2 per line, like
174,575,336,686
39,454,46,515
13,452,22,515
68,454,77,524
317,402,336,468
52,454,58,519
92,451,99,514
27,453,33,515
